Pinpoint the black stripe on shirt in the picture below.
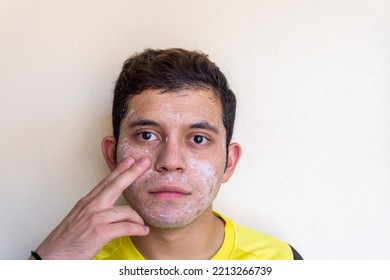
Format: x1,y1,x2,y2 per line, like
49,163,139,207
289,245,303,260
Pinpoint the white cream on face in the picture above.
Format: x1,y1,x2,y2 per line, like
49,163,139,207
123,156,220,228
117,89,227,229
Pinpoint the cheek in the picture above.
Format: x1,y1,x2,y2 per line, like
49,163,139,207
122,156,225,228
187,158,221,195
116,138,151,162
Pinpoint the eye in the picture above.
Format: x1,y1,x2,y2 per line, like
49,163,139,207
137,131,159,142
191,135,208,145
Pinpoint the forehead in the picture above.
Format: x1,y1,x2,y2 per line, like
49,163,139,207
125,88,223,127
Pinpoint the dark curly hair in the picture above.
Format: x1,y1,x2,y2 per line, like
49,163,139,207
112,48,236,149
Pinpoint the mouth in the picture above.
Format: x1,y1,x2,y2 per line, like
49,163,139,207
149,185,191,199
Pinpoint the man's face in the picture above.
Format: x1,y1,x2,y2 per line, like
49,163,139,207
116,88,229,229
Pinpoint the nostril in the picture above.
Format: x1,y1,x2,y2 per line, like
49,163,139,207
154,140,187,172
155,153,186,172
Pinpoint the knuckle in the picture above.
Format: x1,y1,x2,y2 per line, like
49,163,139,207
105,177,120,191
87,198,99,209
128,224,148,236
89,212,102,224
75,196,89,207
100,177,110,187
92,224,106,236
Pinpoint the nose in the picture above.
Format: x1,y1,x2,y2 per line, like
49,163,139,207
155,139,187,172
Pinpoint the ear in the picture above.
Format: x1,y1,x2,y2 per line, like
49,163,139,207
101,136,117,171
222,143,242,183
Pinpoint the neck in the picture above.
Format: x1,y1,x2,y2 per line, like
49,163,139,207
131,208,225,260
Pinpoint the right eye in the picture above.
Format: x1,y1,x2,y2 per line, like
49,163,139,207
136,131,159,142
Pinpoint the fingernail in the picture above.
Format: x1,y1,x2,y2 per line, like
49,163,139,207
137,157,150,166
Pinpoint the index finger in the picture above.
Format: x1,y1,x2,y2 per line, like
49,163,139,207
85,157,136,200
99,157,151,205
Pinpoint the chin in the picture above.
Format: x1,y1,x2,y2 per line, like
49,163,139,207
140,207,205,229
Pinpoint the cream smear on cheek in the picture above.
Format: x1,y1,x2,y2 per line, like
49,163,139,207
126,156,220,229
117,137,150,161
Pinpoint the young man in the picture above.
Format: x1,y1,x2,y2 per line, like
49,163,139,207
31,48,302,260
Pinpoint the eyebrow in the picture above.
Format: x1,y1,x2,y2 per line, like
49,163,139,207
127,118,159,128
190,121,219,134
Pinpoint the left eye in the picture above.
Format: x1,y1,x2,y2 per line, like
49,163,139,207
192,135,207,145
137,132,158,141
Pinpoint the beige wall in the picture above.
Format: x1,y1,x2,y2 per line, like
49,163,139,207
1,0,389,259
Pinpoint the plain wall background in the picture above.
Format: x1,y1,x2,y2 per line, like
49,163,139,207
1,0,389,259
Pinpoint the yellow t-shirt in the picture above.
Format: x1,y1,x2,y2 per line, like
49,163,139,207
94,212,294,260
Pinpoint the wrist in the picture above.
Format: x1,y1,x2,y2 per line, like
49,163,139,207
30,251,42,260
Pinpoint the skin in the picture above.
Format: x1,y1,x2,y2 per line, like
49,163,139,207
33,88,241,260
117,89,229,228
32,157,151,260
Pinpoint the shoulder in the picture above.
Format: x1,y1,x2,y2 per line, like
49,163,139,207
234,222,299,259
215,213,302,260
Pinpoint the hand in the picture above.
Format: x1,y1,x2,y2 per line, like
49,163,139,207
32,157,151,260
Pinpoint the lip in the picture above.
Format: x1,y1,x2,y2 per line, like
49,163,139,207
149,185,191,199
